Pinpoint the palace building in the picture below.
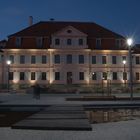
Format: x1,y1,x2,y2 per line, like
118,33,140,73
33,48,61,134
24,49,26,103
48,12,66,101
0,20,139,87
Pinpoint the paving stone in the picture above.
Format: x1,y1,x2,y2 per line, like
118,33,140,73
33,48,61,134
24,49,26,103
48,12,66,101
27,113,87,119
12,119,92,131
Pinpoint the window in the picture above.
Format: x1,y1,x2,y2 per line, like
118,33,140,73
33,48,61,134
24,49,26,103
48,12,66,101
92,56,96,64
66,54,72,64
55,39,60,45
122,56,126,61
9,72,13,80
41,72,47,80
31,72,35,80
20,72,25,80
112,56,117,64
9,55,14,64
102,56,107,64
79,55,84,64
67,30,72,33
67,39,72,45
136,72,139,80
92,72,97,80
20,55,25,64
113,72,117,80
123,72,127,80
31,55,36,64
42,55,47,64
15,37,21,47
79,39,83,45
36,37,43,47
54,54,60,64
79,72,84,80
102,72,107,80
136,56,140,64
96,38,101,48
55,72,60,80
116,39,121,47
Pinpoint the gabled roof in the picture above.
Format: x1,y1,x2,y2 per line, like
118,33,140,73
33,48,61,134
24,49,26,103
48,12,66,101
8,21,125,38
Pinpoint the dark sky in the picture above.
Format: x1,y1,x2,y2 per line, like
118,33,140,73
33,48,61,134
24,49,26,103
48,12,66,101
0,0,140,43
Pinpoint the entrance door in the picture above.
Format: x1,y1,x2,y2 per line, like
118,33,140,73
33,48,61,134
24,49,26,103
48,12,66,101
67,72,72,84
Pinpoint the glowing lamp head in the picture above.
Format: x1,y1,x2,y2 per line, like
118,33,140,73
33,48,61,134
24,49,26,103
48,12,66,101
123,60,126,64
127,38,133,46
7,60,11,65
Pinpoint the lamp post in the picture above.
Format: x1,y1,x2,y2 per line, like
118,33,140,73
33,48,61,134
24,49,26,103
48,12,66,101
127,38,133,100
123,60,126,88
6,60,11,92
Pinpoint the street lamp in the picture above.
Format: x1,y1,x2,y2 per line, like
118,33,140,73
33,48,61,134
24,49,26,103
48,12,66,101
127,38,133,100
6,60,11,92
122,60,126,88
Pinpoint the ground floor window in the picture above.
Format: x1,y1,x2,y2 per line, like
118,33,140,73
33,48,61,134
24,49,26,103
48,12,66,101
112,72,117,80
79,72,84,80
102,72,107,80
20,72,25,80
55,72,60,80
136,72,139,80
41,72,47,80
31,72,36,80
123,72,127,80
92,72,97,80
9,72,13,80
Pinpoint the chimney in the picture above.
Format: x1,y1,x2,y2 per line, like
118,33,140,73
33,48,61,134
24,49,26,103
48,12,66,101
29,16,33,26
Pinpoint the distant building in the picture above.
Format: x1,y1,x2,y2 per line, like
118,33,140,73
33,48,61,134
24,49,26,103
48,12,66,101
0,21,139,87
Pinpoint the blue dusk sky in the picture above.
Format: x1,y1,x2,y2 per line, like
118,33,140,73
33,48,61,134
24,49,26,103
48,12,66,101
0,0,140,43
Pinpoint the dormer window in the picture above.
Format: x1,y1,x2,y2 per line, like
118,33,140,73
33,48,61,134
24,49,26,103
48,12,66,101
116,39,122,47
36,37,43,47
67,30,72,33
67,39,72,45
96,38,101,48
55,38,60,45
15,37,21,47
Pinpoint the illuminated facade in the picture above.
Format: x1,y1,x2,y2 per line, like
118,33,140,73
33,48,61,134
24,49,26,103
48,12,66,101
0,21,139,86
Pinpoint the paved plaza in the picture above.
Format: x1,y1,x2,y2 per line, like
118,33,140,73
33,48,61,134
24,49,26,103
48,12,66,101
0,92,140,140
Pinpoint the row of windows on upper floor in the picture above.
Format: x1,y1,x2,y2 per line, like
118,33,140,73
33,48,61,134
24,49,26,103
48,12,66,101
3,55,140,65
8,71,140,81
15,37,123,48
